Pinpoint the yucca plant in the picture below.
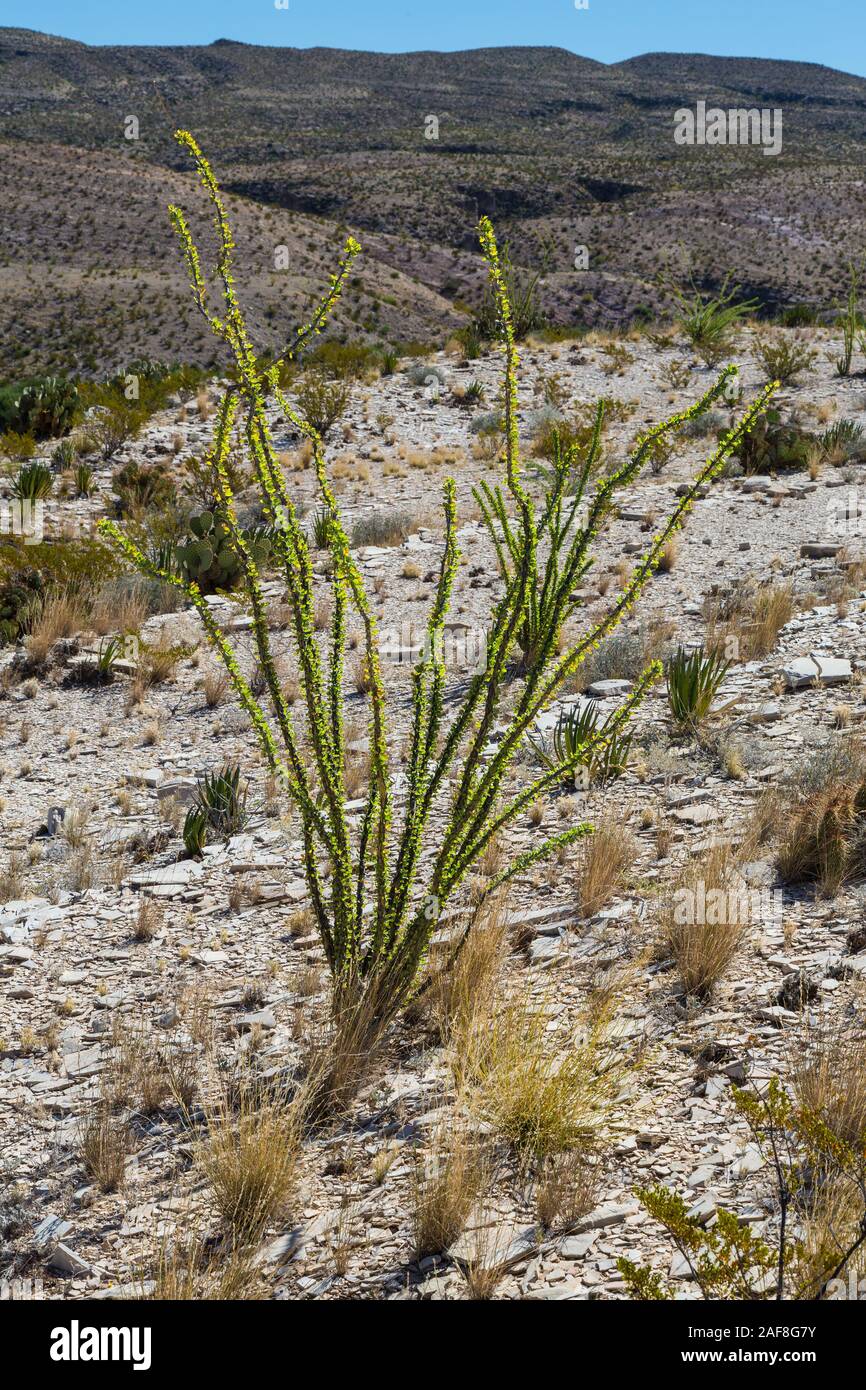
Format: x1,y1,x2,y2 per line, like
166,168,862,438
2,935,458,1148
12,460,53,501
75,462,96,498
310,507,333,549
531,700,631,789
182,805,209,859
666,645,731,728
99,133,773,1091
192,763,248,840
665,273,758,366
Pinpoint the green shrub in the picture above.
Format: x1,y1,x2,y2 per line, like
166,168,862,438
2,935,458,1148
0,430,36,460
0,570,44,645
294,370,351,438
734,406,814,473
303,340,380,380
620,1078,866,1301
0,536,121,592
85,390,147,461
755,333,817,385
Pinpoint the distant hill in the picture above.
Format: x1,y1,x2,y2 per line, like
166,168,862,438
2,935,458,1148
2,29,865,376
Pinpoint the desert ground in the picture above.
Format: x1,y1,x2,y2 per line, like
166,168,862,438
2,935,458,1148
2,309,866,1300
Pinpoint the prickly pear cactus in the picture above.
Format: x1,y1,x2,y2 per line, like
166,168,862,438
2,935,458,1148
176,510,270,593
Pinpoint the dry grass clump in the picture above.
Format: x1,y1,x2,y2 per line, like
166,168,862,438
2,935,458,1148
150,1235,263,1300
411,1117,491,1257
141,637,183,685
26,587,88,664
534,1147,602,1232
0,851,26,902
132,898,162,942
790,1026,866,1150
200,1085,302,1245
80,1101,135,1192
767,740,866,896
777,781,866,896
657,538,679,573
459,995,621,1166
421,897,508,1047
202,664,230,707
90,581,150,637
104,1018,198,1115
705,580,794,661
577,818,635,917
661,842,744,998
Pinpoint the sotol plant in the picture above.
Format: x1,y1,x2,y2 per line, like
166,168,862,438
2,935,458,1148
100,132,774,1096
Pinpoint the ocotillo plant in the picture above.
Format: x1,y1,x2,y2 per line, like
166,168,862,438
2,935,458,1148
100,131,775,1052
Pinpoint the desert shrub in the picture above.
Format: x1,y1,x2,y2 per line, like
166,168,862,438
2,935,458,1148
779,304,818,327
570,628,648,691
87,393,147,460
303,340,380,380
529,411,601,467
0,570,44,645
112,459,175,515
469,408,504,435
351,507,417,547
294,369,351,437
406,362,447,389
0,430,36,460
620,1077,866,1300
733,406,813,473
754,334,817,384
792,1026,866,1151
100,132,773,1106
0,537,120,591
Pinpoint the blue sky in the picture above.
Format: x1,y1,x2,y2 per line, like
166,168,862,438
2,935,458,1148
6,0,865,79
